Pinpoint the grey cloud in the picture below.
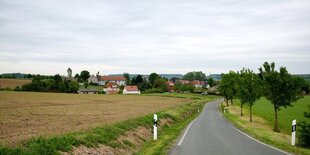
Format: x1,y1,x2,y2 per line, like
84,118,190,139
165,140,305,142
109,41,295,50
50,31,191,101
0,0,309,75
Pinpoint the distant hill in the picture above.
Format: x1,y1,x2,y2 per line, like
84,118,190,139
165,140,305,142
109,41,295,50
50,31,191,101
159,74,183,79
0,73,27,78
294,74,310,82
206,74,222,81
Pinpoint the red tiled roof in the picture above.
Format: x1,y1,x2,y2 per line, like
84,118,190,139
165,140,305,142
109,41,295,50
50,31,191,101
124,86,139,91
191,80,205,85
100,76,126,81
167,81,174,86
105,82,118,88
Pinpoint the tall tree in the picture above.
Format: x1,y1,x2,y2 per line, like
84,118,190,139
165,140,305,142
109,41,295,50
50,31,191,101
80,70,90,82
154,78,168,92
149,73,160,87
123,73,131,85
207,77,215,87
227,71,239,105
237,68,262,121
135,75,143,84
182,71,206,81
219,73,234,106
219,72,238,106
74,73,79,79
259,62,304,132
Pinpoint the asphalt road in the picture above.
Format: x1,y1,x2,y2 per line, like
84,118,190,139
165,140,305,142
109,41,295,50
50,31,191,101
169,98,289,155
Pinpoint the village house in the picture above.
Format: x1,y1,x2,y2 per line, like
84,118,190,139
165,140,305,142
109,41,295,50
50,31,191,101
191,80,205,88
103,82,119,94
123,86,140,94
78,88,98,94
178,80,190,84
98,76,126,86
87,75,98,84
167,80,175,92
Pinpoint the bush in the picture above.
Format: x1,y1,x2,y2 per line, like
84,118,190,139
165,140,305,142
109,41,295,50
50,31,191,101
143,88,164,94
14,86,21,91
299,121,310,148
299,106,310,148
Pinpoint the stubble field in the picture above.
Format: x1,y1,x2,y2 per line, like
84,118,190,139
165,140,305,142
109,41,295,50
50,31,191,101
0,78,31,89
0,91,190,146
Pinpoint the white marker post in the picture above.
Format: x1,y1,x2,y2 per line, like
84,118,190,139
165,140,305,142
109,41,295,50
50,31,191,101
154,114,158,140
291,119,296,145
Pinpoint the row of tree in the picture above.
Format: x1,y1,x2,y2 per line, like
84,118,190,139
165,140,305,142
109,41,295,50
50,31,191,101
181,71,217,87
123,72,202,93
21,74,79,93
123,73,169,93
219,62,306,132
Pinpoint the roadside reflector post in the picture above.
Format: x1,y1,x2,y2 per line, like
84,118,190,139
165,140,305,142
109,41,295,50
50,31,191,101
154,114,158,140
291,119,296,145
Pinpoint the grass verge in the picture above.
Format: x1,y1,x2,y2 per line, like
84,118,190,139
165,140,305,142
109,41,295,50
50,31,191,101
223,99,310,155
0,93,216,155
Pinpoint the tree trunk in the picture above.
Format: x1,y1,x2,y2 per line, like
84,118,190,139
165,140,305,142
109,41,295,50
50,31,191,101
274,105,279,132
250,104,252,122
240,104,243,117
231,99,233,105
226,97,229,107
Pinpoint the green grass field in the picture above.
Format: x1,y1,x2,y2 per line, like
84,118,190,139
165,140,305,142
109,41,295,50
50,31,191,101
234,96,310,134
224,96,310,155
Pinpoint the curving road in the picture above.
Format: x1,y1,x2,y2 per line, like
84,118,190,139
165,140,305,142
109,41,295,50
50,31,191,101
169,98,289,155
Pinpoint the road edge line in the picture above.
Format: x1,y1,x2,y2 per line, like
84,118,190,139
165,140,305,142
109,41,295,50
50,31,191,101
234,127,291,155
177,115,199,146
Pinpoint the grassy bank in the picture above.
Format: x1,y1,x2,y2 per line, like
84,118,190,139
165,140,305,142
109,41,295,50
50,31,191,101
223,96,310,155
0,93,216,155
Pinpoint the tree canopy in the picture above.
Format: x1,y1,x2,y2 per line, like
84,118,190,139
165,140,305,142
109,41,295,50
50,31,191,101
259,62,304,132
219,71,238,106
80,70,90,82
182,71,206,81
149,73,160,86
237,68,262,121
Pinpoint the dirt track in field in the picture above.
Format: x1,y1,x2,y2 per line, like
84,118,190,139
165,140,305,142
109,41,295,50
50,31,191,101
0,91,190,146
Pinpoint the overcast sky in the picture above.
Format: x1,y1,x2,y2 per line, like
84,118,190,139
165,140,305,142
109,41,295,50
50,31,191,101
0,0,309,75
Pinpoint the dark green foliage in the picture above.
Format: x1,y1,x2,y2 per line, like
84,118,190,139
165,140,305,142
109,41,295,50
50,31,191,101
182,71,206,81
21,74,79,93
26,74,32,79
84,82,89,89
135,75,143,84
175,83,195,93
259,62,304,132
137,81,151,92
149,73,160,86
74,73,79,79
80,70,90,82
123,73,131,85
207,78,215,87
154,78,168,92
237,68,262,121
299,106,310,148
118,85,125,94
301,81,309,94
14,86,21,91
144,88,164,94
219,71,238,106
